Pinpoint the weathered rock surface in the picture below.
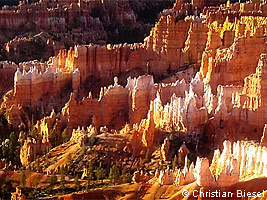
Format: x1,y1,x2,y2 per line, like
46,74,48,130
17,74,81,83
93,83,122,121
20,137,51,166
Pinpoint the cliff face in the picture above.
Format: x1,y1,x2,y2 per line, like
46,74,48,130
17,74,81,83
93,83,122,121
0,61,17,97
0,0,264,174
51,17,192,83
200,15,267,90
67,79,129,132
14,66,72,109
0,0,176,63
138,53,267,143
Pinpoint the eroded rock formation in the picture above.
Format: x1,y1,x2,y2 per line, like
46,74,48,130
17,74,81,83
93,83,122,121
20,137,51,166
0,2,266,194
143,138,267,188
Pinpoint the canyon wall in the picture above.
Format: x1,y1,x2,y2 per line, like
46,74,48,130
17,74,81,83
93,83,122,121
5,0,266,167
51,16,192,83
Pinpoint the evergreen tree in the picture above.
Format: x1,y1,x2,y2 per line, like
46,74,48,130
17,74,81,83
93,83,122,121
80,142,86,156
62,129,68,143
29,127,37,139
88,161,94,179
50,171,57,186
44,154,49,168
169,134,174,141
40,58,45,63
13,145,21,166
86,178,90,191
95,167,105,183
1,178,12,199
36,158,40,171
122,171,132,183
172,155,177,170
144,148,150,163
60,165,66,191
109,164,120,183
20,170,26,188
67,153,72,165
187,157,191,169
177,154,183,168
89,133,96,146
74,176,80,191
0,139,2,158
49,127,56,147
1,143,7,158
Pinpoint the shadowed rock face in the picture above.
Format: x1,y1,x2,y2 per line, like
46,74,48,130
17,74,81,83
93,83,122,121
0,0,175,63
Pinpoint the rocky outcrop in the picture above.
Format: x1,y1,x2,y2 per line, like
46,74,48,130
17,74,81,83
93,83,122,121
66,77,129,132
134,52,267,143
145,73,207,133
161,138,170,161
231,54,267,128
70,125,96,144
201,16,267,91
146,139,267,188
157,155,196,185
196,139,267,187
260,124,267,147
20,137,51,166
127,75,157,125
0,61,17,97
14,65,72,108
132,171,154,183
11,187,26,200
195,140,239,188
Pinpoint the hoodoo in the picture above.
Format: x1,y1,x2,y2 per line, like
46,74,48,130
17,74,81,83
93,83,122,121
0,0,267,199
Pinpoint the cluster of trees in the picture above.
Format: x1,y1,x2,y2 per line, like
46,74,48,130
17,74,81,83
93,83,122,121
0,178,12,199
172,154,183,170
47,161,131,194
0,132,21,166
48,126,68,147
85,161,131,187
48,165,68,193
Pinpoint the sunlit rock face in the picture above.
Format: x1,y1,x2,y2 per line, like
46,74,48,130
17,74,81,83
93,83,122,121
66,78,130,132
14,65,72,107
128,75,157,125
139,53,267,140
51,17,191,82
156,156,196,186
20,137,51,166
195,140,240,188
260,124,267,147
200,15,267,92
11,187,26,200
145,139,267,188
